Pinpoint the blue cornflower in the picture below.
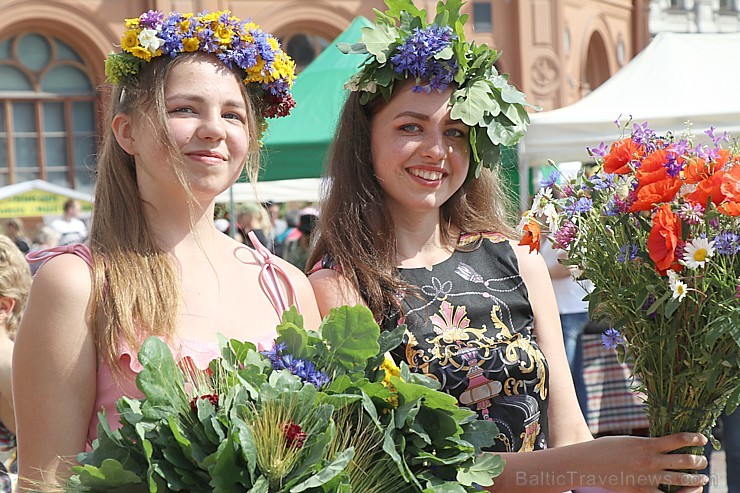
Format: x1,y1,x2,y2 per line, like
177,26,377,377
601,328,624,350
540,171,560,188
617,244,639,263
589,173,615,191
713,232,740,255
390,25,457,92
262,344,331,388
565,197,593,215
198,28,219,52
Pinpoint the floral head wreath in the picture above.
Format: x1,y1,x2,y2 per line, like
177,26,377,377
340,0,538,179
105,10,296,119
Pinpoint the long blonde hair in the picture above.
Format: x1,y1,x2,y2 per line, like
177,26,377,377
0,235,32,339
90,52,260,373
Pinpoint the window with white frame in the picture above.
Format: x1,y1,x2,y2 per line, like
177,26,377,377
0,32,97,191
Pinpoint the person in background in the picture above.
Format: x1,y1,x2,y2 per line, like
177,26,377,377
234,203,272,251
2,219,31,254
28,226,61,275
307,1,708,491
50,199,88,246
265,202,288,257
284,207,318,270
0,235,32,491
13,9,320,490
703,412,739,493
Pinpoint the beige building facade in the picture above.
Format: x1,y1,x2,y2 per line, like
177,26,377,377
0,0,648,190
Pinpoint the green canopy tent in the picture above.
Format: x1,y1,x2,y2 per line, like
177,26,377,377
259,16,373,182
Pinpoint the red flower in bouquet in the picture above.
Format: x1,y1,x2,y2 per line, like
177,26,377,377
687,171,727,207
519,219,541,253
647,204,683,275
603,137,644,174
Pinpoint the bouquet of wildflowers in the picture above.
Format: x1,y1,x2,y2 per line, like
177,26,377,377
520,120,740,468
62,305,503,492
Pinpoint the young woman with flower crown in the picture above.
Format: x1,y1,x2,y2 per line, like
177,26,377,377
308,1,708,492
12,10,320,490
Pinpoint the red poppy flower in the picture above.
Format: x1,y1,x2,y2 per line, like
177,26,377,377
720,164,740,202
629,178,682,212
718,201,740,216
647,204,682,275
518,219,541,253
686,171,727,207
603,138,644,175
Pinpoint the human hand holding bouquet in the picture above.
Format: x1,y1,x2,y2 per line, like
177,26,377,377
61,305,503,492
520,121,739,491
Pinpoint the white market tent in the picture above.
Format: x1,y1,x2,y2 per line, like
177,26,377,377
518,31,740,208
216,178,324,204
0,179,93,202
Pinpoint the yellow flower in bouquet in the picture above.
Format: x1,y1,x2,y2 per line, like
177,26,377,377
520,120,740,466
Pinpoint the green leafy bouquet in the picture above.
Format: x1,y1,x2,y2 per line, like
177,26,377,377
520,121,740,490
64,305,503,492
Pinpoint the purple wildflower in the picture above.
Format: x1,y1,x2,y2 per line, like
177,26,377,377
554,221,578,249
641,294,658,319
631,122,656,149
713,232,740,255
601,328,624,350
589,142,609,158
139,10,165,29
705,126,730,146
617,244,639,263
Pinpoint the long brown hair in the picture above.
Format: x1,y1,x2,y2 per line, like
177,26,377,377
90,52,260,374
308,90,517,322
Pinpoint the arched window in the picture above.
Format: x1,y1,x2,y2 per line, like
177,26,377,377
0,32,97,192
281,32,330,73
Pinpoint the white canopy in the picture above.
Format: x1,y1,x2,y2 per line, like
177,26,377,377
216,178,324,204
0,179,93,202
518,31,740,205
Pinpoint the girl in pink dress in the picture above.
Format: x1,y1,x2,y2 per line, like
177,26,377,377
13,10,320,491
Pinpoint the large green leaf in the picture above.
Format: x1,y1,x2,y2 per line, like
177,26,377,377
136,337,187,419
321,305,381,372
456,453,505,487
450,81,494,127
290,448,354,492
360,24,397,64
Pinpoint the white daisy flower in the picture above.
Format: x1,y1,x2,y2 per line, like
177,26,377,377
670,279,688,302
681,237,715,269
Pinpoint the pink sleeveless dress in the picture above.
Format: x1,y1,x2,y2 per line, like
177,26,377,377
27,232,300,446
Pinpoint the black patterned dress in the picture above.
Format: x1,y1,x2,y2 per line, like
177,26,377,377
388,232,549,453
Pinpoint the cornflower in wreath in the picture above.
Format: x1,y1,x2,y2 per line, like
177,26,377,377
105,9,296,119
339,0,539,179
520,119,740,491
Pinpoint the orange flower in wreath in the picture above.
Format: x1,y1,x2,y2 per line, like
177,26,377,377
718,201,740,216
647,204,682,275
518,219,541,253
603,138,644,175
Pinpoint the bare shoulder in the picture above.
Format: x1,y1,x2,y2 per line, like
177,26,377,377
30,253,94,305
507,239,548,282
308,268,366,317
271,255,322,327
